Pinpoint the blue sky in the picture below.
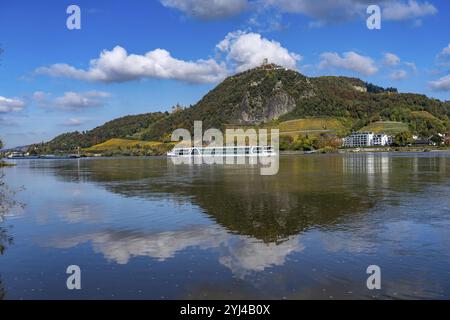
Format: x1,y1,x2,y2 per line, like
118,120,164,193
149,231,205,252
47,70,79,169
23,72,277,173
1,0,449,148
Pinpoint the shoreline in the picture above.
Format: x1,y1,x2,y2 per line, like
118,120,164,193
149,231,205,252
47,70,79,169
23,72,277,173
281,147,450,155
337,147,450,154
2,148,449,162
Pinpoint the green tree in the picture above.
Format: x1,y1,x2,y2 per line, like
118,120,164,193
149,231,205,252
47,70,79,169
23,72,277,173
292,135,319,151
430,134,443,145
393,131,413,147
317,134,342,150
279,135,294,150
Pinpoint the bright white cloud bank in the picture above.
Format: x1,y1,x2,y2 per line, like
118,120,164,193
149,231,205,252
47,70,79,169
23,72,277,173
430,74,450,91
36,32,301,84
217,31,301,72
319,51,378,76
36,46,227,84
0,96,25,113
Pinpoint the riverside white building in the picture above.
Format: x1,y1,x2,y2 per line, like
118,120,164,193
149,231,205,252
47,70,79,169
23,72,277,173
343,132,393,148
373,133,393,146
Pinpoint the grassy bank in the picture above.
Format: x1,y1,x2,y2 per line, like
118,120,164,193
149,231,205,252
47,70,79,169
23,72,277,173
225,117,351,137
359,121,409,135
83,138,174,156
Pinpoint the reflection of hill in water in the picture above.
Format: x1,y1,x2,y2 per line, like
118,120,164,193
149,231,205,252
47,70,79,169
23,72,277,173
47,154,448,242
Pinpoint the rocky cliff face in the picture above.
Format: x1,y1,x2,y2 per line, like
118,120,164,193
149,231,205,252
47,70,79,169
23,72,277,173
239,90,297,124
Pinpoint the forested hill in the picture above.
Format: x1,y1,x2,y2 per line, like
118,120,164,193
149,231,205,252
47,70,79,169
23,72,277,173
138,64,449,140
39,64,450,152
40,112,166,152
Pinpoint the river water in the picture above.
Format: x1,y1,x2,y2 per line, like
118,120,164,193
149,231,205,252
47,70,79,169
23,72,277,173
0,152,449,299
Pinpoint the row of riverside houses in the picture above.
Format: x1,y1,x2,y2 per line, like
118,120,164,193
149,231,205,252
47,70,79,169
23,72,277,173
342,132,393,148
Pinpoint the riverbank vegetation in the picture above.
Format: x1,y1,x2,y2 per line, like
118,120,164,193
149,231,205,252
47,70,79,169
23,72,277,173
83,138,173,156
279,133,342,152
359,121,409,135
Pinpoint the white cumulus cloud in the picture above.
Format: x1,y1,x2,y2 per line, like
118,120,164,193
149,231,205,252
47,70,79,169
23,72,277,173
32,91,49,102
319,51,378,76
265,0,370,24
382,54,418,77
404,62,417,74
430,74,450,91
0,96,25,113
270,0,437,24
382,0,437,21
436,44,450,67
440,44,450,57
36,33,300,83
217,31,301,72
383,52,401,67
389,69,408,80
54,91,110,110
36,46,227,84
160,0,249,19
158,0,438,26
33,91,110,111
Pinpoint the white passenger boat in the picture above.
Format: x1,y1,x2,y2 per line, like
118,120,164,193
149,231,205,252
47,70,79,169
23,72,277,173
167,146,277,157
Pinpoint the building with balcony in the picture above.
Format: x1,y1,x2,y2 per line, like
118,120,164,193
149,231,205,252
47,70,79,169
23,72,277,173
343,132,392,148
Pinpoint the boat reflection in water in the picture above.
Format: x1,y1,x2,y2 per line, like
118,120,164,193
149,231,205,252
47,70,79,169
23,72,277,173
168,146,279,175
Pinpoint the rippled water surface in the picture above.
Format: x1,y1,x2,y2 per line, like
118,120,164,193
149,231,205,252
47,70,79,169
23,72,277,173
0,153,449,299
